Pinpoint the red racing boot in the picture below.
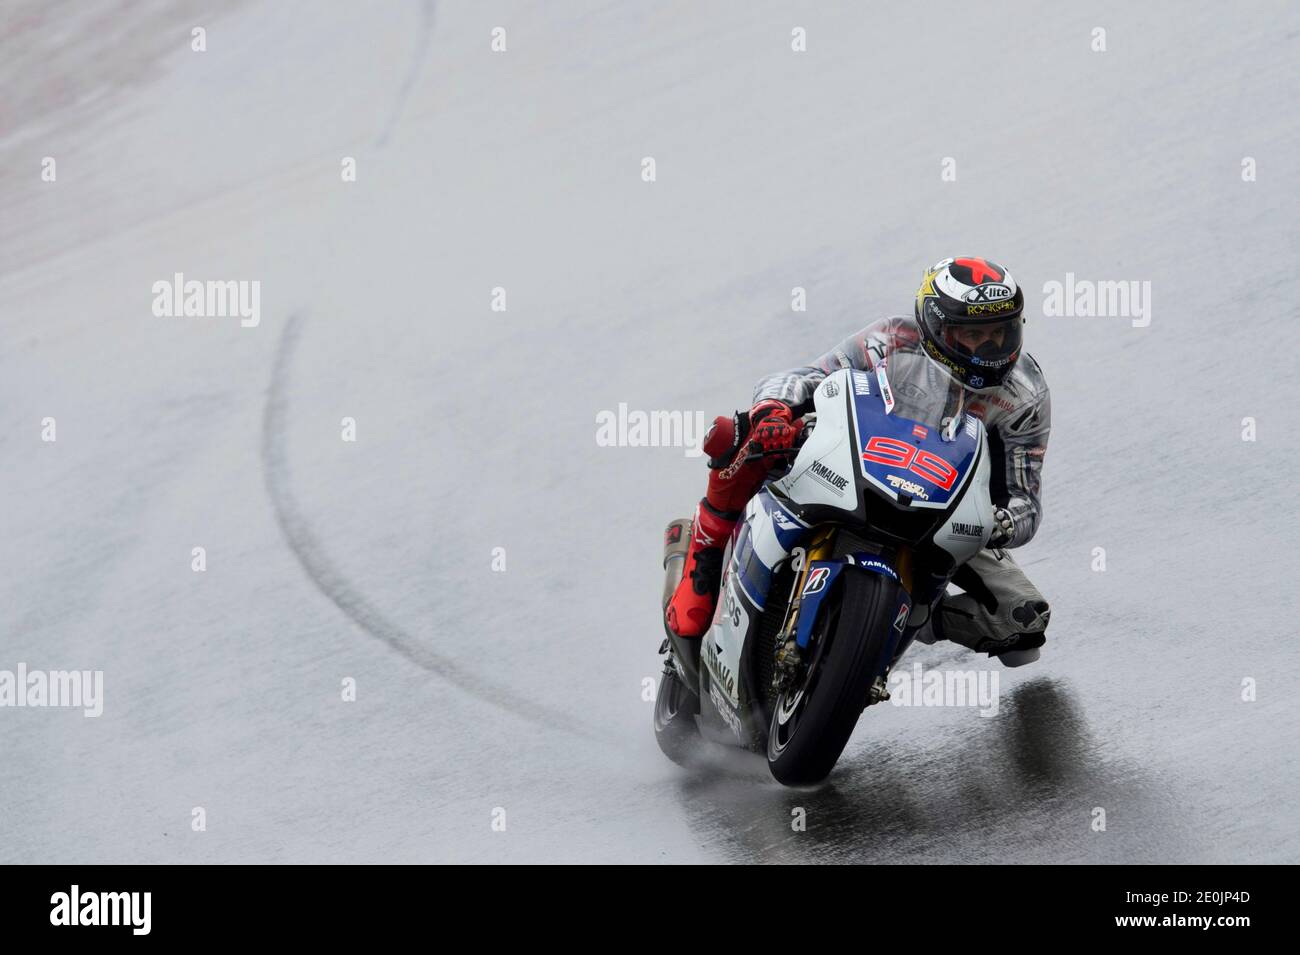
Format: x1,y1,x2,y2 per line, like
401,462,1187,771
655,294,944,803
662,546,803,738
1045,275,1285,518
664,499,737,638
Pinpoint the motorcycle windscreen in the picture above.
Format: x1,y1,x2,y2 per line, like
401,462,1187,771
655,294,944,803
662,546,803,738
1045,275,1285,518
849,370,981,510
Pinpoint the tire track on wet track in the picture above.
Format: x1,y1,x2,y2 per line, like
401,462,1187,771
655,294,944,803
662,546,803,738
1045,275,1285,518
261,312,608,742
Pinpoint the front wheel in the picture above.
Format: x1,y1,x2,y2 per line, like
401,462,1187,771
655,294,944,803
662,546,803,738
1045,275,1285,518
767,569,905,785
654,660,701,766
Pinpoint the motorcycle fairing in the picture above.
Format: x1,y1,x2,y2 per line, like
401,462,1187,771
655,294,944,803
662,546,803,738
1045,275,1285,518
850,383,982,511
729,487,809,612
793,552,908,649
701,488,809,723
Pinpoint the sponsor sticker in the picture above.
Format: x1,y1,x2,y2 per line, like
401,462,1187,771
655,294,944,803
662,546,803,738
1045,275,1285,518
704,638,737,701
772,509,800,531
847,555,899,581
963,283,1012,303
884,473,929,500
801,566,831,596
875,359,895,414
967,299,1016,315
809,460,850,495
709,680,745,740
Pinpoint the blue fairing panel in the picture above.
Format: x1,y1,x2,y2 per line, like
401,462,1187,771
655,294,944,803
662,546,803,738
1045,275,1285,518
852,389,980,508
731,489,808,611
794,553,907,649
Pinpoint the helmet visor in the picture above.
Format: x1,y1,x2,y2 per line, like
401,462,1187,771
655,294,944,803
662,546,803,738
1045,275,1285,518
940,317,1022,372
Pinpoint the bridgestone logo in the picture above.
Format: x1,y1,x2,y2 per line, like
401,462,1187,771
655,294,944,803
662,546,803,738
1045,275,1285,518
810,461,849,491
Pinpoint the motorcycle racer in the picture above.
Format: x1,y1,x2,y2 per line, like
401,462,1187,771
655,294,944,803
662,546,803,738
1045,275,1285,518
665,256,1052,663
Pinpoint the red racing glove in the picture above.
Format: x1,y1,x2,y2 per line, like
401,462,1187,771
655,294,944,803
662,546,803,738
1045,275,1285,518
703,400,804,512
746,399,802,456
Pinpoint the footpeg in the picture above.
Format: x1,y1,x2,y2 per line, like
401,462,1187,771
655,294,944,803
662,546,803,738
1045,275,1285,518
867,674,891,707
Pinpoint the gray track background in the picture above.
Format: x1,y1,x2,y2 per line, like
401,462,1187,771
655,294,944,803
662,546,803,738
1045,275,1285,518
2,1,1297,863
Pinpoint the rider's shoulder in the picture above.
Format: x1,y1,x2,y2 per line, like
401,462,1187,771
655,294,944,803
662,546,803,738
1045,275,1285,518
858,315,921,351
1005,352,1048,399
977,356,1050,433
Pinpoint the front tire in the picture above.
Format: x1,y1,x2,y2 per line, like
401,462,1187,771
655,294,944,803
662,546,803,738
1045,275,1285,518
767,569,905,785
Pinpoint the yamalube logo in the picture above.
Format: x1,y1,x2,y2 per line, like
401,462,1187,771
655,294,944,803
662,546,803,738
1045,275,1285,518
809,460,850,494
152,272,261,328
50,885,151,935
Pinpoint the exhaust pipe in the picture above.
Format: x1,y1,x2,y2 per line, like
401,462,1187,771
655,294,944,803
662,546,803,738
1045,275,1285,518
661,518,692,610
661,518,701,689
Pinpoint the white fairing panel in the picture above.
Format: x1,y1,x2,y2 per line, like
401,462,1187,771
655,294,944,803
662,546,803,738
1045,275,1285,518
774,368,995,567
932,434,995,563
774,370,861,513
705,543,748,708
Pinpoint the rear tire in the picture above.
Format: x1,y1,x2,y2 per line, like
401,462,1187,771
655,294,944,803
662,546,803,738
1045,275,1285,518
653,661,701,766
766,569,905,785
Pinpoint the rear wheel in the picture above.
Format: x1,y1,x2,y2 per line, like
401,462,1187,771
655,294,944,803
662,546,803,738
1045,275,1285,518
767,569,904,785
653,660,701,766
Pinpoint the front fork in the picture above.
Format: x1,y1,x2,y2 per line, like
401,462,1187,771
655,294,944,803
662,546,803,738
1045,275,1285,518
770,527,836,692
771,532,923,705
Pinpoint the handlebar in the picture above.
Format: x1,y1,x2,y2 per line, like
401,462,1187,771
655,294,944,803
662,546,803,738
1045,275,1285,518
739,415,815,464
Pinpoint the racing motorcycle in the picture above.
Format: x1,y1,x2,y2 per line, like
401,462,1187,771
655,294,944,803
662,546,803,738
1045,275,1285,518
656,366,996,785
